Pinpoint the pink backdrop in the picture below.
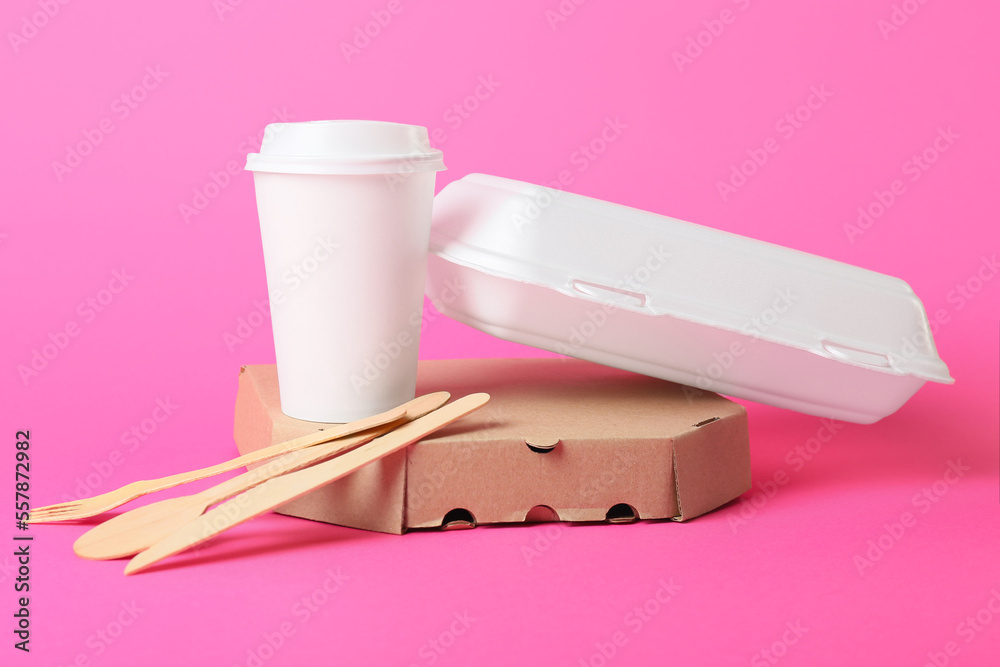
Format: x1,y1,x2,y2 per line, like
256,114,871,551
3,1,998,665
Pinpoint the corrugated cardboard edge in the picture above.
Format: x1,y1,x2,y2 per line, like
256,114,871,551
670,406,751,521
404,435,677,529
234,362,751,532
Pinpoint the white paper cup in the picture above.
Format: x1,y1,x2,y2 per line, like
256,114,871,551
245,120,445,422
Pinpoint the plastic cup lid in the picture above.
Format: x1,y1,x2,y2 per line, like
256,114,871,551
245,120,445,175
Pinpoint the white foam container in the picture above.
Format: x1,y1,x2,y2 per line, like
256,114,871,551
425,174,953,424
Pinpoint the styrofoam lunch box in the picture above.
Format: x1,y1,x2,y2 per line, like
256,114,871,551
425,174,953,424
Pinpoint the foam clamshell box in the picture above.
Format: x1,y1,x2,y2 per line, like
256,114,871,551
426,174,953,424
233,358,751,533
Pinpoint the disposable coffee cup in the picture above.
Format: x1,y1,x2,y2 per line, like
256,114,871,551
245,120,445,422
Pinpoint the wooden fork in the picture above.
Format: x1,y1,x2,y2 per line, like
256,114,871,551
73,391,450,560
124,393,489,575
28,392,449,523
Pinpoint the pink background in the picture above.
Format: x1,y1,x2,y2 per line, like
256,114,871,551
3,1,998,665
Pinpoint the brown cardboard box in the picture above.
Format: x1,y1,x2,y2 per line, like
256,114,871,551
233,358,750,533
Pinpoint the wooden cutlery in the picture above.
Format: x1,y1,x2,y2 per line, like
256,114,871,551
28,393,448,523
72,392,451,560
124,393,489,575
